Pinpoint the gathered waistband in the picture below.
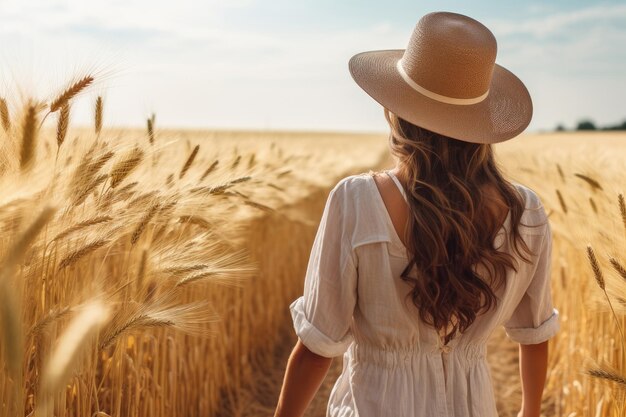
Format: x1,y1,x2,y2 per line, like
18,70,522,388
350,342,487,368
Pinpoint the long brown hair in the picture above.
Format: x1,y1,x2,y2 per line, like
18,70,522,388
383,108,534,344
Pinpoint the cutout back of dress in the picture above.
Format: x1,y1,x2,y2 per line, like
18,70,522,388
384,168,454,384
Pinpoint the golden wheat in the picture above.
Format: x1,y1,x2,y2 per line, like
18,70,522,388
57,239,109,270
179,144,200,179
20,103,39,170
200,159,219,181
574,172,603,191
109,147,144,188
0,97,10,132
49,75,94,113
8,72,625,417
95,96,103,135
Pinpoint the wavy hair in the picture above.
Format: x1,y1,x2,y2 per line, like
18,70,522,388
382,108,534,345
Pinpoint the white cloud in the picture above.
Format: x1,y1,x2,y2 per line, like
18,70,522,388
471,4,626,130
488,4,626,38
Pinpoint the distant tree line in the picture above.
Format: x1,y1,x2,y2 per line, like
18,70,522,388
555,119,626,132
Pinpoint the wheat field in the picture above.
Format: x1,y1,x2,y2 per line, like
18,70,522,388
0,78,625,417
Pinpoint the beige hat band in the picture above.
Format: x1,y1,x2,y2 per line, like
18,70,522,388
396,59,490,106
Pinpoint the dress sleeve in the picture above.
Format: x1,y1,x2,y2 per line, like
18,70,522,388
503,218,560,344
289,180,358,358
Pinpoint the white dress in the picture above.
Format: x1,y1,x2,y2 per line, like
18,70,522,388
289,170,560,417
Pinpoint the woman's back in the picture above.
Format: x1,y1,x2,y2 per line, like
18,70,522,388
276,12,557,417
289,171,559,416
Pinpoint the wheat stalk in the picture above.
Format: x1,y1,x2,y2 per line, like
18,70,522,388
109,147,144,188
136,249,148,293
95,96,103,135
162,263,211,275
20,102,39,170
0,97,10,132
117,181,139,194
50,216,113,243
27,306,72,339
231,154,241,169
609,257,626,281
130,202,160,245
587,244,626,361
127,191,158,208
200,160,219,181
586,367,626,389
190,184,232,195
556,163,565,182
73,174,108,206
180,144,200,179
56,103,70,148
49,75,94,113
58,239,109,270
243,200,275,212
230,175,252,184
175,270,247,288
178,215,212,229
587,245,605,290
99,301,217,349
267,182,285,191
68,150,114,199
100,314,172,350
574,173,603,191
147,113,155,145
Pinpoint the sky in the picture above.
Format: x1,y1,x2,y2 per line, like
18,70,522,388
0,0,625,133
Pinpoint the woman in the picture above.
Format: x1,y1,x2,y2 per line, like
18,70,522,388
274,11,559,417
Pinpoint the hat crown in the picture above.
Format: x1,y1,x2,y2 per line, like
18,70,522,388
400,12,497,100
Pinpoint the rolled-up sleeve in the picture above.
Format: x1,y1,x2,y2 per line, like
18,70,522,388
504,219,560,345
289,180,358,358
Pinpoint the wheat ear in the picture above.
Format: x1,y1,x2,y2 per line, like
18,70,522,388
58,239,109,270
147,113,155,144
609,257,626,281
586,366,626,390
200,159,219,181
99,301,217,349
20,102,39,170
109,147,144,188
56,103,70,148
50,216,113,243
95,96,103,135
49,75,94,112
0,97,10,132
574,173,603,191
180,144,199,179
587,245,626,360
131,202,160,245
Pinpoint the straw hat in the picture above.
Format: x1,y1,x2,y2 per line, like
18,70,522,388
348,11,532,144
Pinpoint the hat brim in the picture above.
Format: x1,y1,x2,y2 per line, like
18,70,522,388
348,49,532,144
